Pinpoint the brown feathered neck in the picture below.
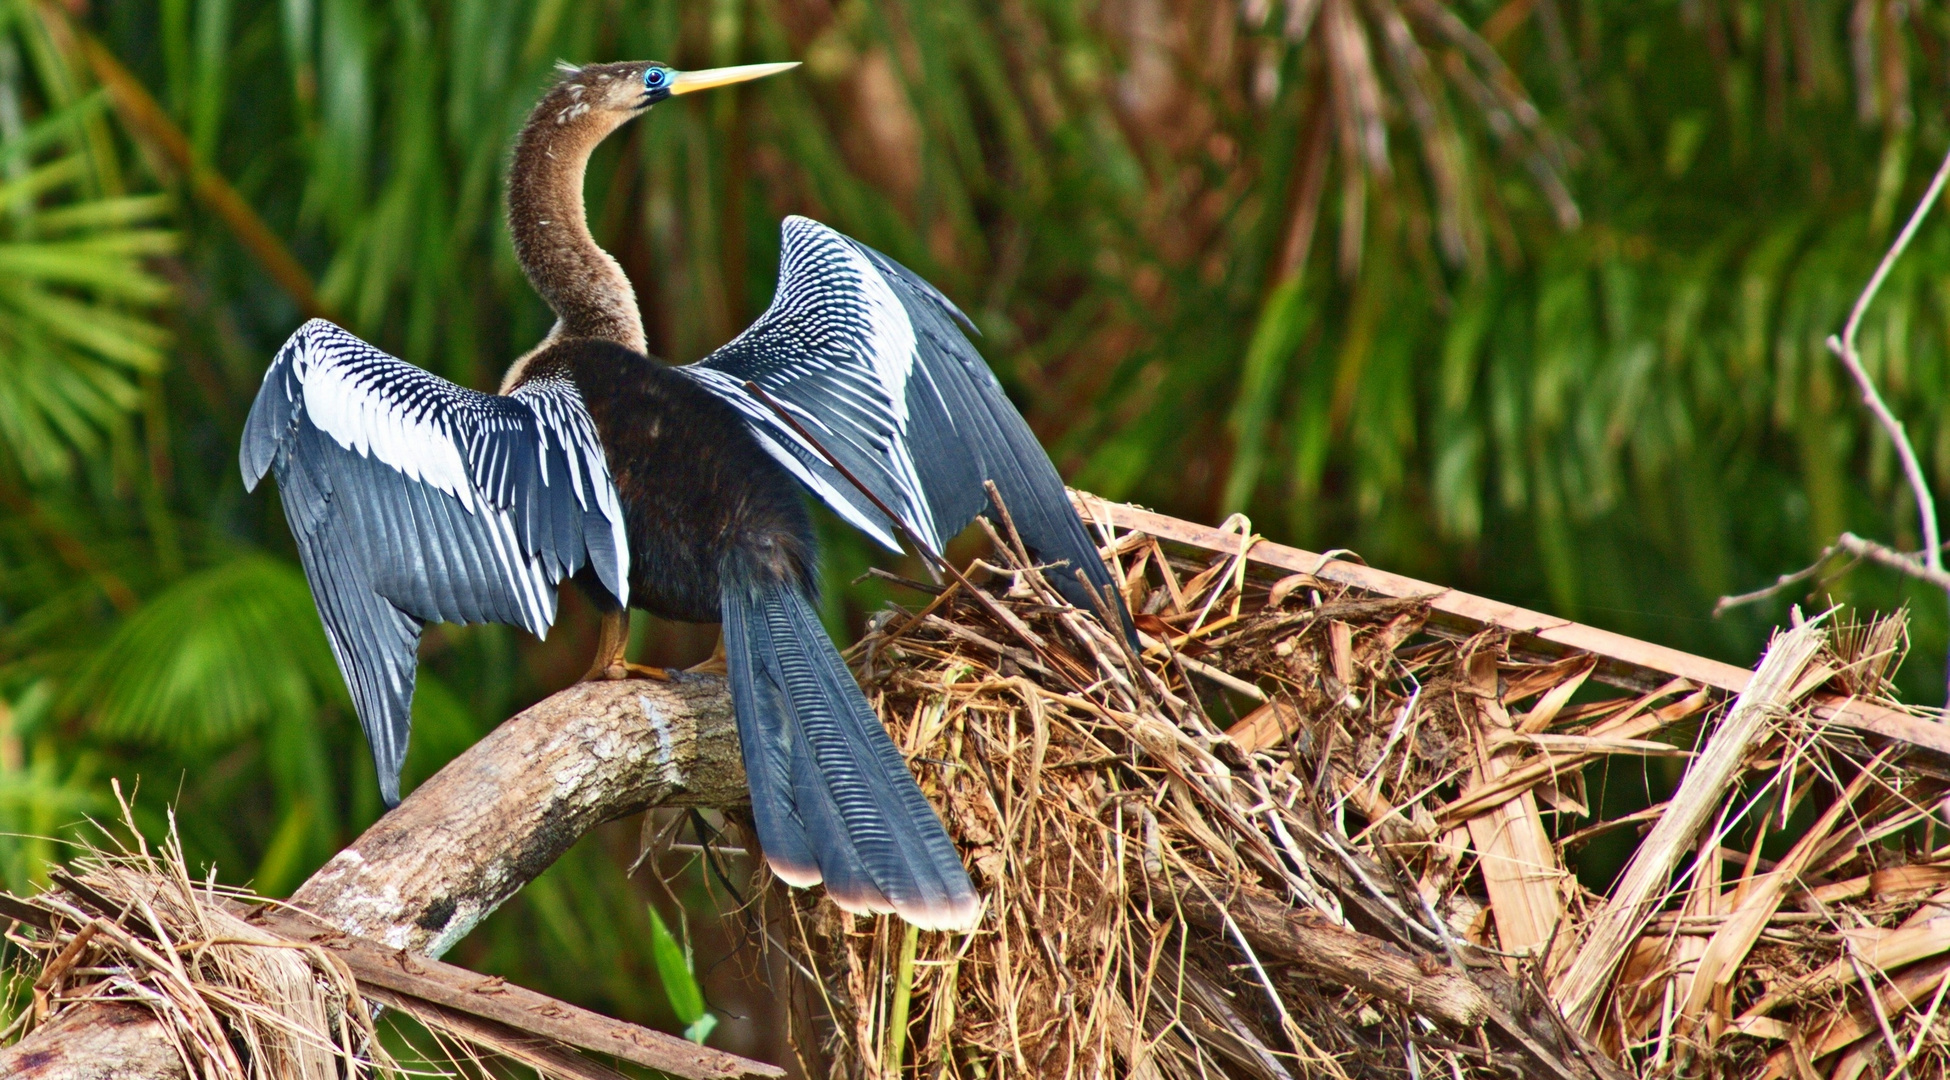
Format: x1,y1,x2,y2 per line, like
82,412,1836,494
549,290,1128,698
504,75,646,371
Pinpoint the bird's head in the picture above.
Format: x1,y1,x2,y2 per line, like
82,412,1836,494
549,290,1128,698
508,57,797,353
542,59,799,127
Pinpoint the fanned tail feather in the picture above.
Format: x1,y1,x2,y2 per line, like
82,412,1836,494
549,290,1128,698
721,572,978,931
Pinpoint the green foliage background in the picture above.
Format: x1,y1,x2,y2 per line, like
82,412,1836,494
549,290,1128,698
0,0,1946,1061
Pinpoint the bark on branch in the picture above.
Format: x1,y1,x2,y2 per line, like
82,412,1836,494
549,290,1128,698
291,675,747,955
0,673,749,1080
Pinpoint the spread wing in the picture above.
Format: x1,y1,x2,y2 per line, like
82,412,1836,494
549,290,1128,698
241,319,628,803
676,216,1127,635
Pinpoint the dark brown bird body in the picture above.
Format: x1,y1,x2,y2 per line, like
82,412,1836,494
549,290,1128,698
518,338,814,623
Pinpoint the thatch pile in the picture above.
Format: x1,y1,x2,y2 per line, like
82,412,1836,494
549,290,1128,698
0,793,387,1080
771,498,1950,1080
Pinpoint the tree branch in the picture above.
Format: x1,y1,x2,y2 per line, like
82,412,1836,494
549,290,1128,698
0,673,750,1079
1712,542,1854,617
1835,532,1950,592
1825,144,1950,582
1713,533,1950,617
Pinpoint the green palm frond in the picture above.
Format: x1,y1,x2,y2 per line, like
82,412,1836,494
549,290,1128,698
75,555,342,749
0,77,173,481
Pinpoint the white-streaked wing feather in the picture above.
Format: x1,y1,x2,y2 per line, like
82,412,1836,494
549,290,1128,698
676,365,906,550
678,218,942,552
241,319,629,801
678,216,1127,639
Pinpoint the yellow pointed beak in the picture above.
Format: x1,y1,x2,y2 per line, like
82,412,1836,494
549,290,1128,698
667,62,800,96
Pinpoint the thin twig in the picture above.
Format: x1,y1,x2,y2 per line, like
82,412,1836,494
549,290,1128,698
1820,145,1950,705
1835,533,1950,591
1824,143,1950,581
1717,536,1950,614
1892,967,1950,1079
1722,143,1950,703
1713,544,1851,616
1845,938,1906,1070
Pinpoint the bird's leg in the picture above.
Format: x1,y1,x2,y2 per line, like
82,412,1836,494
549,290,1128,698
686,629,728,676
581,609,670,682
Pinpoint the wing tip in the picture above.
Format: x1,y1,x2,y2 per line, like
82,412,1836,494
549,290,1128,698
239,447,267,491
378,768,403,810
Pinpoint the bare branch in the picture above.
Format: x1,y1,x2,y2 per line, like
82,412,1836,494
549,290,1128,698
1722,145,1950,702
1712,544,1853,617
1824,146,1950,579
1835,533,1950,592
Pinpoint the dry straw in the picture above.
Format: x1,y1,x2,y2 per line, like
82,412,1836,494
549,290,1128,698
762,497,1950,1080
1,786,390,1080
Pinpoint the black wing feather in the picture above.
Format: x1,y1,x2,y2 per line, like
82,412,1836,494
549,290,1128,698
241,319,629,803
679,216,1131,640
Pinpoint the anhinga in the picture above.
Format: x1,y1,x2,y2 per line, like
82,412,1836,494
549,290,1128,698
242,60,1127,931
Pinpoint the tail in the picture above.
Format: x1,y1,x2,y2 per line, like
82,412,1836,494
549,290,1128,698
721,575,978,931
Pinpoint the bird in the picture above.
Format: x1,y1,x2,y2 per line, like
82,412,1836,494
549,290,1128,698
241,59,1129,931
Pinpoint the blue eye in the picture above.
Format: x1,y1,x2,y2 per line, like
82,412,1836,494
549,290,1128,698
643,67,671,90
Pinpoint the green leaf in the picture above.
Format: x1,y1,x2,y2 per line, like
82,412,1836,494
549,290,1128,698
250,798,315,897
646,902,711,1040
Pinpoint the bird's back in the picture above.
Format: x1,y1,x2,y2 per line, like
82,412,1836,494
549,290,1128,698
516,338,814,623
